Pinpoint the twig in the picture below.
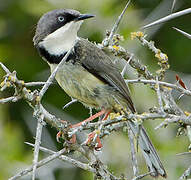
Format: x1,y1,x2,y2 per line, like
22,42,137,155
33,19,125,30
8,148,66,180
155,77,164,113
127,125,139,177
125,79,191,96
62,98,77,109
131,172,151,180
161,88,184,116
176,152,191,156
25,142,96,173
32,114,44,180
98,43,155,80
171,0,177,13
142,8,191,29
87,148,120,180
102,0,131,46
155,117,180,130
173,27,191,40
0,62,11,74
121,55,132,77
187,125,191,151
39,47,73,99
0,96,21,104
131,31,169,80
179,164,191,180
25,82,47,86
89,107,93,117
39,105,67,131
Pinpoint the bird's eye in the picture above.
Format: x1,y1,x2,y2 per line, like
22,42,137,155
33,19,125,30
58,16,65,22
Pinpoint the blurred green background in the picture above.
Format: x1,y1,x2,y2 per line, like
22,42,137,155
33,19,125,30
0,0,191,179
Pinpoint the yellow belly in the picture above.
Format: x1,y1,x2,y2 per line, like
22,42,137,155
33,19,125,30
49,62,128,111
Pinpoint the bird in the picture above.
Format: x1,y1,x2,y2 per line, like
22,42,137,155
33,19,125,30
33,9,167,178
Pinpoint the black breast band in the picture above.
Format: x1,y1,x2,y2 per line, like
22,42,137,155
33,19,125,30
37,46,76,64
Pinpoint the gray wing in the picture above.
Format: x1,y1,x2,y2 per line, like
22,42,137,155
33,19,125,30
74,38,135,113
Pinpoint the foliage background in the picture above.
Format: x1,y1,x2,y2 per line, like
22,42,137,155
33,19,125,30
0,0,191,179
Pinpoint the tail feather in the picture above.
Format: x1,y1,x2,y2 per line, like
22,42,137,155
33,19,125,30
127,120,167,178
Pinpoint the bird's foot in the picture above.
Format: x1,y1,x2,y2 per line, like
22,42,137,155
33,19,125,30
56,120,76,144
85,130,102,151
56,130,77,144
56,110,110,149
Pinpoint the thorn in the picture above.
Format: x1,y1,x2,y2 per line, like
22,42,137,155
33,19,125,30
63,99,77,109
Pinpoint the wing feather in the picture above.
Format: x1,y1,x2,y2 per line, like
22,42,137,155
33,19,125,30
74,38,135,113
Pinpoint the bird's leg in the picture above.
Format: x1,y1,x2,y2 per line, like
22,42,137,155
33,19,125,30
56,120,68,143
56,110,107,143
56,110,111,150
86,110,111,150
102,111,111,121
71,109,107,128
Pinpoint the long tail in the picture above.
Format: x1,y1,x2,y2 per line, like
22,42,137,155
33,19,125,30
127,120,167,178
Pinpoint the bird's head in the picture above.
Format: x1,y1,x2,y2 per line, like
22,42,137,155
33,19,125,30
33,9,95,47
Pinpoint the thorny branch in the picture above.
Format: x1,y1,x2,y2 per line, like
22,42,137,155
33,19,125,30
173,27,191,40
171,0,177,13
1,30,191,179
9,148,67,180
1,4,191,180
142,8,191,29
39,48,73,99
32,114,44,180
103,0,131,47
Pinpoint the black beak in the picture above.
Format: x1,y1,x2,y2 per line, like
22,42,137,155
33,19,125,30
75,14,95,21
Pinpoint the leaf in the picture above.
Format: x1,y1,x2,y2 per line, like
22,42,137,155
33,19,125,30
175,74,187,89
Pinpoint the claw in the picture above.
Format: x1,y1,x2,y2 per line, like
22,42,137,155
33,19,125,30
56,131,63,143
56,131,76,144
85,131,103,151
56,120,68,142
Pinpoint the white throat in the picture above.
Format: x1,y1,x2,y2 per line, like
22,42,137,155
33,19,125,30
39,21,82,55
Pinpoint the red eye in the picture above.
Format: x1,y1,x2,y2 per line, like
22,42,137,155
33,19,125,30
58,16,65,22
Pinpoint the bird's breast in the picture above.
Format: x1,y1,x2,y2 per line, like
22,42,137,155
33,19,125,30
49,61,128,111
49,62,108,108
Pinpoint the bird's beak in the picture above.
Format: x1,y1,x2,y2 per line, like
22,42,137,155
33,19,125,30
75,14,95,21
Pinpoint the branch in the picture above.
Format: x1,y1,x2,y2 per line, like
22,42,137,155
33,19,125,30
25,142,96,173
142,8,191,29
99,42,155,80
155,77,165,113
126,79,191,96
0,62,11,74
103,0,131,47
171,0,177,13
0,96,22,104
32,114,45,180
25,82,46,86
39,47,73,99
131,31,169,80
8,148,66,180
131,172,151,180
179,165,191,180
173,27,191,40
121,54,132,77
63,98,77,109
